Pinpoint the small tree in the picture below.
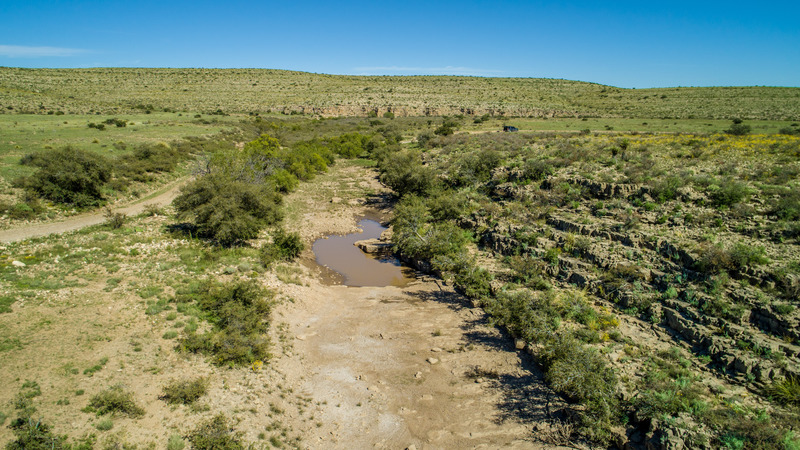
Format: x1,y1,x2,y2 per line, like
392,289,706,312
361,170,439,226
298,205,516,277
725,119,751,136
20,146,110,207
379,149,439,196
434,120,458,136
173,174,282,246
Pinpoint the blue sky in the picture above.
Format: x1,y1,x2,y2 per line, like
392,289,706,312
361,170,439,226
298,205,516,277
1,0,798,88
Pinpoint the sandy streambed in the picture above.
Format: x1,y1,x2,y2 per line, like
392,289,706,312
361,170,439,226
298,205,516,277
270,161,566,448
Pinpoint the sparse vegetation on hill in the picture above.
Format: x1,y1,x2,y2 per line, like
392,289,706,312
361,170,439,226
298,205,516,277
1,67,798,119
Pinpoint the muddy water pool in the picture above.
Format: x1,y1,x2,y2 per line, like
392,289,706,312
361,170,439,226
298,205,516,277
312,219,414,287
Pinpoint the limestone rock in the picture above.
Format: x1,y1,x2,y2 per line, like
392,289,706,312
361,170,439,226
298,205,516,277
354,238,393,254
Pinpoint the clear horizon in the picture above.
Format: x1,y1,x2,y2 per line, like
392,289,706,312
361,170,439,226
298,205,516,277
1,0,798,89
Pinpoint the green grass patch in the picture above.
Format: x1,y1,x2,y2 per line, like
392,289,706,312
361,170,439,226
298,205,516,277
0,295,16,313
83,357,109,376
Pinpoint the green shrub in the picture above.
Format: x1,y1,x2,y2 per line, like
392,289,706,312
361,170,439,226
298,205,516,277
242,134,334,184
187,414,244,450
19,146,110,207
507,255,551,290
542,334,618,443
379,149,439,196
87,385,145,417
167,434,186,450
416,131,435,147
705,408,798,450
773,189,800,221
485,290,560,343
325,132,371,158
520,159,554,182
696,243,733,275
449,149,504,187
434,120,457,136
103,207,127,229
636,381,706,420
725,122,751,136
159,378,208,405
4,197,45,220
544,247,561,266
102,117,127,127
180,280,273,366
173,174,282,246
260,228,304,266
95,418,113,431
556,290,598,325
143,204,164,216
5,417,68,450
765,374,800,406
708,179,750,208
729,243,769,267
116,142,192,182
427,190,472,221
453,264,493,299
391,196,467,261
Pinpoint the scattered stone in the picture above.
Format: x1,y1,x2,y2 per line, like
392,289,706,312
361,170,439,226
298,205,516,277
414,371,423,379
11,260,25,267
431,347,443,352
427,357,439,365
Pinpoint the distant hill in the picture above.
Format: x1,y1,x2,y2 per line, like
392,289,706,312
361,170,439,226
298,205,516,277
1,67,798,120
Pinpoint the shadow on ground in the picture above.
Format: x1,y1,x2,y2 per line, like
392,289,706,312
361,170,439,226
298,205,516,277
405,285,571,435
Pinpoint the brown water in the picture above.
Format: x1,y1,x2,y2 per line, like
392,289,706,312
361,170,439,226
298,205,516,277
312,219,414,287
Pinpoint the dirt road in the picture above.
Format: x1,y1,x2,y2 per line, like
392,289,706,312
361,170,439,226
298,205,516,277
0,180,186,243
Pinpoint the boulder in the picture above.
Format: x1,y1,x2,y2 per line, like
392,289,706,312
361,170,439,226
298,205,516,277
354,239,393,254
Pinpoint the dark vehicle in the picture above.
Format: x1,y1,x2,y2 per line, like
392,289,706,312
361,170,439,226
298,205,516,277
503,125,518,132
